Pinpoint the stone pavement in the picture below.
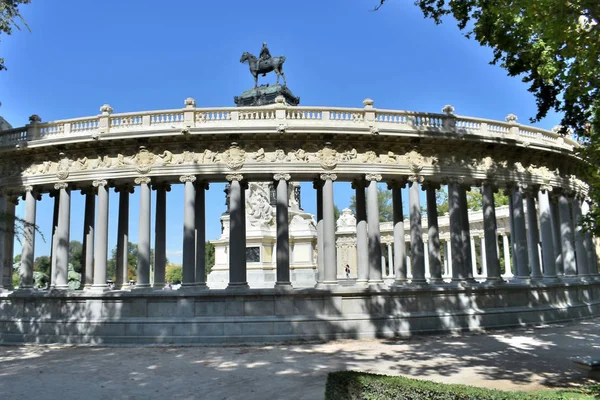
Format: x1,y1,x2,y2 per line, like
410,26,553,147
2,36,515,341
0,318,599,400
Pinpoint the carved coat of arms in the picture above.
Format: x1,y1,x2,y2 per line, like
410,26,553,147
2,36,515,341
135,146,156,174
222,143,246,170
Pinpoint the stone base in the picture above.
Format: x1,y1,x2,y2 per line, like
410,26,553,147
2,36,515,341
234,84,300,107
1,281,598,345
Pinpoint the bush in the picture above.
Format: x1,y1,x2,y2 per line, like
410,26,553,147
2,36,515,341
165,264,182,284
325,371,594,400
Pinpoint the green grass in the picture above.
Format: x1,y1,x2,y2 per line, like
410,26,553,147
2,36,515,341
325,371,599,400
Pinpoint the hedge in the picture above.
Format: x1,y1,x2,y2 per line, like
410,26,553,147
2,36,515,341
325,371,596,400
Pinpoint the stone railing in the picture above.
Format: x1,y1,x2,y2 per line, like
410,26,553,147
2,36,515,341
0,99,577,152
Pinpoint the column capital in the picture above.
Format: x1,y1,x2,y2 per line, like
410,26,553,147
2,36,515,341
226,173,244,182
537,183,553,194
194,180,209,190
21,185,41,200
273,173,291,181
114,183,135,194
408,174,424,183
320,173,337,181
421,181,441,191
443,176,464,185
134,176,151,185
351,178,365,190
179,174,196,184
312,178,324,190
93,179,109,188
365,173,382,182
54,182,69,191
152,182,172,192
386,179,407,190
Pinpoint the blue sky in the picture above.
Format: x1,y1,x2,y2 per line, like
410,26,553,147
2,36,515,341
1,0,562,264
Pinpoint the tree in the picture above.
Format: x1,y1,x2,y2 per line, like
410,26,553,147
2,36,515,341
377,1,600,232
107,242,141,282
33,255,50,276
435,187,509,214
349,186,393,222
165,264,182,284
0,0,30,71
205,241,215,276
68,240,83,273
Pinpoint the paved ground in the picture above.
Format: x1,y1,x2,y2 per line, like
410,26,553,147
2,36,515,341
1,318,599,400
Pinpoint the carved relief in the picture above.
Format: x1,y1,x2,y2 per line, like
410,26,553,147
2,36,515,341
336,208,356,229
317,146,339,169
134,146,156,174
56,152,72,180
360,150,380,164
246,182,274,227
222,142,246,170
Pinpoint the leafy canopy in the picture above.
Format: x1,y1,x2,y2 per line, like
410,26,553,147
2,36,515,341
0,0,30,71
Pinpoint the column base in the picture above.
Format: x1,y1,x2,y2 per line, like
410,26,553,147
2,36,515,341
354,279,369,285
427,278,445,285
274,282,293,291
315,281,338,289
542,275,559,283
52,284,70,290
132,284,153,292
391,279,409,287
226,282,250,290
89,284,110,292
368,279,384,285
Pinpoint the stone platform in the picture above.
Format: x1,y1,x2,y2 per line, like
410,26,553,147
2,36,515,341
1,281,599,345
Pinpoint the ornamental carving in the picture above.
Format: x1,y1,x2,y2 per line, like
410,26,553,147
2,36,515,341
365,174,382,182
273,173,291,181
135,146,156,174
134,176,151,185
246,182,274,227
317,145,339,169
336,208,356,229
222,143,246,170
56,152,71,180
360,151,380,164
404,150,430,176
157,150,174,165
477,156,497,175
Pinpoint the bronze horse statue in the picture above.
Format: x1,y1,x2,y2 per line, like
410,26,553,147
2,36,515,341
240,52,287,88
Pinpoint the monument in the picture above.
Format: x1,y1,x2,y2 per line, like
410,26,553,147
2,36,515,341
234,43,300,106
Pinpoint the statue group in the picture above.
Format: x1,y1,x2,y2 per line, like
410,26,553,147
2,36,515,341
235,42,300,107
240,42,287,88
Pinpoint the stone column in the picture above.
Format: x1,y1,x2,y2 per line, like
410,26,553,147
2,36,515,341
424,183,442,283
550,197,564,276
135,176,152,289
353,179,369,284
501,233,512,278
0,195,5,290
558,192,577,278
448,181,465,281
481,182,501,282
321,173,338,285
153,182,170,289
572,196,589,278
49,191,59,286
19,186,39,289
509,185,530,280
390,181,407,285
458,185,475,281
92,180,109,290
386,243,393,278
443,240,451,277
195,181,208,287
582,201,598,277
81,188,95,289
313,180,324,284
53,182,71,289
115,185,133,289
538,188,557,280
2,196,16,289
181,175,197,288
470,236,478,277
274,173,292,287
408,178,426,284
480,236,488,278
524,190,543,280
227,174,248,289
366,174,383,284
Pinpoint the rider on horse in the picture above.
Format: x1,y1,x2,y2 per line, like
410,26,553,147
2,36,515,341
259,42,271,75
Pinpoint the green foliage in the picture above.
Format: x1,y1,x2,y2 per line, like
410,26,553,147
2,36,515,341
11,271,18,287
107,242,142,281
165,264,182,284
436,188,449,215
333,204,340,221
68,240,83,273
325,371,595,400
33,255,50,276
349,186,393,222
13,253,20,263
205,241,215,275
0,0,30,71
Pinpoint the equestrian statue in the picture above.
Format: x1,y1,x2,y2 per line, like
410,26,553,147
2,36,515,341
240,42,287,88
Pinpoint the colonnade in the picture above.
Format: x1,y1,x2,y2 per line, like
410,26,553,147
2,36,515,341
0,172,598,292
